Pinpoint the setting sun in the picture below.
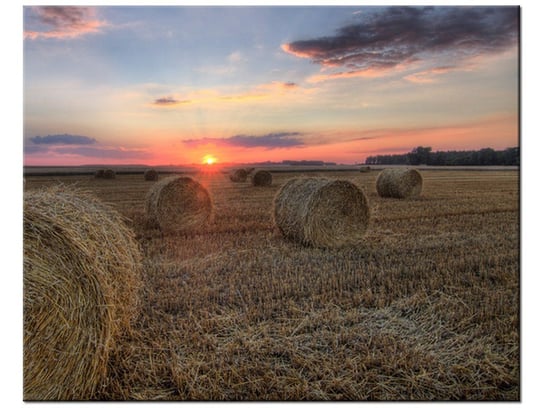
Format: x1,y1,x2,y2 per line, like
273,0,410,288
202,154,217,165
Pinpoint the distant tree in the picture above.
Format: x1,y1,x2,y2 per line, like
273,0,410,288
407,146,432,165
364,146,519,166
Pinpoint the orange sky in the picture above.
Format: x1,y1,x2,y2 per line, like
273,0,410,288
23,6,519,166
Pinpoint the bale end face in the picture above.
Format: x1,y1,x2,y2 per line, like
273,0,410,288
252,170,272,186
229,169,248,182
376,168,423,198
274,177,370,248
145,176,213,233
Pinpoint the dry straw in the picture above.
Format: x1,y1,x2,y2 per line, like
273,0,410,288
376,168,423,198
144,168,159,181
23,185,142,400
229,168,248,182
251,170,272,186
274,177,370,248
145,175,213,233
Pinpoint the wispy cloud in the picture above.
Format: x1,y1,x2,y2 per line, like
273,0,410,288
283,6,518,81
151,81,300,107
183,132,305,149
29,133,97,145
152,96,191,107
24,6,106,40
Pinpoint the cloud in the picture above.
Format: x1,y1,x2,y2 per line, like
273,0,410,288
282,7,518,79
151,81,300,107
152,96,191,106
24,6,106,40
30,134,97,145
183,132,305,149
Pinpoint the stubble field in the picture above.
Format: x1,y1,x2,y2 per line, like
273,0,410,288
23,168,520,400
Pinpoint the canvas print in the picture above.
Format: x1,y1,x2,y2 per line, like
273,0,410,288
23,5,520,400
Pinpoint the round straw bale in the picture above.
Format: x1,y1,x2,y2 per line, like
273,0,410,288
103,168,116,179
274,177,370,248
251,170,272,186
144,168,159,181
376,168,423,198
145,175,213,233
23,186,142,400
229,168,248,182
94,169,105,178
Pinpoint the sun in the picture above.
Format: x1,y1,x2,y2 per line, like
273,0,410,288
202,154,217,165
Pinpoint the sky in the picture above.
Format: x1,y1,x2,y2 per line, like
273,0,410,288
22,4,520,166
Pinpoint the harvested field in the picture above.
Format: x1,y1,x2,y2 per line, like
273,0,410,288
23,168,520,401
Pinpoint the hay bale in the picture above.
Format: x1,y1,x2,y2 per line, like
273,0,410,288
360,166,371,173
251,170,272,187
144,168,159,181
376,168,423,198
23,186,142,400
274,177,370,248
94,169,105,178
145,175,213,233
229,168,248,182
103,169,116,179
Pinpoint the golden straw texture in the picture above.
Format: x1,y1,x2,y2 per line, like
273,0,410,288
145,175,213,233
23,186,142,400
376,168,423,198
274,177,370,248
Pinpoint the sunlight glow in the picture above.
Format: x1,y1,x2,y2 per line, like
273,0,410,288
202,154,217,165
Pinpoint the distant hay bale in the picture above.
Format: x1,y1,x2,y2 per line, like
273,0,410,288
144,168,159,181
229,168,248,182
360,166,371,173
274,177,370,248
94,168,116,179
23,186,142,400
376,168,423,198
145,176,213,233
103,169,116,179
251,170,272,186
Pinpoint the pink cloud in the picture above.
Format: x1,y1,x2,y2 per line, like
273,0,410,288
24,6,106,40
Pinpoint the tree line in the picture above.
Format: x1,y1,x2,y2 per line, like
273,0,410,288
365,146,519,166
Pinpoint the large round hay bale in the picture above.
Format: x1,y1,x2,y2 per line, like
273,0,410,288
229,168,248,182
274,177,370,248
376,168,423,198
94,169,105,178
145,176,213,233
23,186,142,400
251,170,272,186
144,168,159,181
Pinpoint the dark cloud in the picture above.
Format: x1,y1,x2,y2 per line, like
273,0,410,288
37,6,93,28
283,7,519,71
183,132,305,149
55,146,151,159
24,6,104,40
30,134,97,145
153,96,191,106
